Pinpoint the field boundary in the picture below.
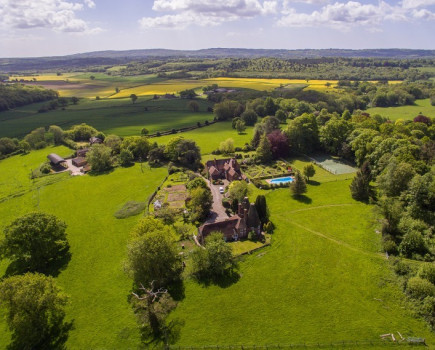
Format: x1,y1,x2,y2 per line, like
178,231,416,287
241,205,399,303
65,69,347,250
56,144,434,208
165,339,425,349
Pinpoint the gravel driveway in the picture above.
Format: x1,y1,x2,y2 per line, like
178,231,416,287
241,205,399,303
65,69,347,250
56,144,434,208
206,179,229,223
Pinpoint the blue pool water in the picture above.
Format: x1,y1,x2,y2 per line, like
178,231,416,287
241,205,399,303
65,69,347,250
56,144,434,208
269,176,294,184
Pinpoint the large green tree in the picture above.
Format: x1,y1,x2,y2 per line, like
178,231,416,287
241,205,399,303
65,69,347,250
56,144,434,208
86,144,113,172
125,218,181,287
191,232,235,279
285,114,319,153
240,109,258,126
187,186,213,222
255,195,269,225
121,136,151,160
0,273,69,350
1,212,69,272
350,161,374,202
228,180,249,203
256,135,273,163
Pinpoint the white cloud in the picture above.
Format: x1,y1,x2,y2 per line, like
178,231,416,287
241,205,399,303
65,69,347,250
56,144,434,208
401,0,435,9
140,0,278,29
0,0,98,32
279,1,391,28
278,0,435,29
84,0,96,8
412,8,435,18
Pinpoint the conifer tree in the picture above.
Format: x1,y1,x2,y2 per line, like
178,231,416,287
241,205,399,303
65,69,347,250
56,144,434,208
290,170,307,196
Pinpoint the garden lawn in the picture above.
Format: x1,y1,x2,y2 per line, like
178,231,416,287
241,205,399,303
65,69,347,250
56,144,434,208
367,99,435,121
168,180,435,348
0,150,167,349
156,122,254,155
0,97,214,138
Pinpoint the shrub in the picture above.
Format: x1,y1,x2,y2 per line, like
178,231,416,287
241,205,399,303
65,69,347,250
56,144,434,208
382,238,398,255
407,276,435,300
399,231,428,258
264,221,274,234
418,263,435,285
393,259,412,276
40,162,52,174
248,230,257,241
34,141,47,149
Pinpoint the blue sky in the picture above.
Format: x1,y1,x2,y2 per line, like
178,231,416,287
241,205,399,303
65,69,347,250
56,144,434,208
0,0,434,57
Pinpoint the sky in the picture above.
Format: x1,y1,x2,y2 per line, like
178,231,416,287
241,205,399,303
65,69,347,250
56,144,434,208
0,0,435,57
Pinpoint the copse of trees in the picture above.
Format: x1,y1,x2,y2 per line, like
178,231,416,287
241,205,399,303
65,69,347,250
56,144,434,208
0,84,58,111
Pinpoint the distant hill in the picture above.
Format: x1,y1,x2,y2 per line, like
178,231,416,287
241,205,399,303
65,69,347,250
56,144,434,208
1,48,435,72
65,48,435,59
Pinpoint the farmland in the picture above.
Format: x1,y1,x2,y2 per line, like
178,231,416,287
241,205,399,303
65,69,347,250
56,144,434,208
0,97,214,138
1,69,435,350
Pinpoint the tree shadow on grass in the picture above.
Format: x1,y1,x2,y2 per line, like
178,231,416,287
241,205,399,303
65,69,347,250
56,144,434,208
194,269,240,289
88,168,115,176
3,250,71,279
308,180,320,186
292,194,312,204
139,318,185,348
7,318,74,350
167,279,185,302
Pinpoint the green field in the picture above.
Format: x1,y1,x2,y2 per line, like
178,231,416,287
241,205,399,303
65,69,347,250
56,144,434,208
367,99,435,121
0,148,167,348
156,121,254,155
169,180,435,347
0,97,214,138
1,146,434,349
2,75,435,349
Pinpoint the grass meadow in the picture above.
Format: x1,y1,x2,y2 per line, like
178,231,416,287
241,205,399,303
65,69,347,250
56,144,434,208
0,97,214,138
367,99,434,121
156,121,254,155
2,148,434,348
0,148,167,348
168,180,435,348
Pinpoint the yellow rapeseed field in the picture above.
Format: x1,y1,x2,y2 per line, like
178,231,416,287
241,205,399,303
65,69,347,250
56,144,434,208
112,78,340,98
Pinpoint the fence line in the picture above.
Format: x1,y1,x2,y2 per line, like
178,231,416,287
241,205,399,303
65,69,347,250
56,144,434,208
144,174,169,214
161,339,425,350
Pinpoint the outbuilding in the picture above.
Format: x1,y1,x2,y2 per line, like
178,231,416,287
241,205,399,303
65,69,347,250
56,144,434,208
47,153,66,166
72,157,87,167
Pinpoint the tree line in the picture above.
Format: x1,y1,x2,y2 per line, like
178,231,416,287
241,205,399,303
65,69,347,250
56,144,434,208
0,84,59,111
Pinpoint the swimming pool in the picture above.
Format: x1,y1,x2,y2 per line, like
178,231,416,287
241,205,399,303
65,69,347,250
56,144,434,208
269,176,294,184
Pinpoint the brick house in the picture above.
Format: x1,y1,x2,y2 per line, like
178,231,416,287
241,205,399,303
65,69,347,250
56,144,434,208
206,158,246,182
198,197,261,243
